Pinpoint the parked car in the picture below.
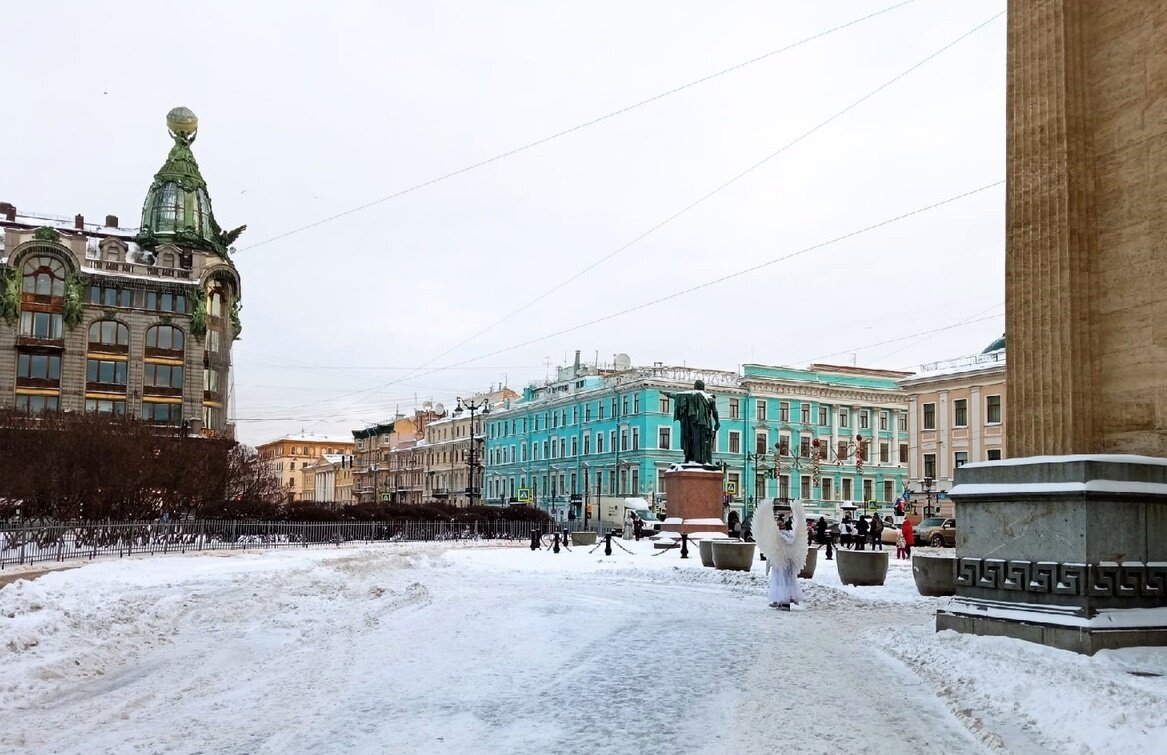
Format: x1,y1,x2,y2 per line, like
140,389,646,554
916,517,956,547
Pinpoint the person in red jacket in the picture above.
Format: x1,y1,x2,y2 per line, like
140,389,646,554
901,518,915,558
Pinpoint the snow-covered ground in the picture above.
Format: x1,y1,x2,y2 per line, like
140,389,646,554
1,541,1164,754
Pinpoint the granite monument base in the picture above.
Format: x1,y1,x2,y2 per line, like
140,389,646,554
660,466,727,536
940,455,1167,655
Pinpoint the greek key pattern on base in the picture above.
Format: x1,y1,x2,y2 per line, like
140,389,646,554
955,559,1167,598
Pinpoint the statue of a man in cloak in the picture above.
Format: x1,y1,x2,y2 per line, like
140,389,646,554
663,380,720,466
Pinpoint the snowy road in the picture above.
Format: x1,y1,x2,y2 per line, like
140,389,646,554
2,541,1165,754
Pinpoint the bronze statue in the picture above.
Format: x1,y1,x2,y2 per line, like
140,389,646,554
664,380,720,466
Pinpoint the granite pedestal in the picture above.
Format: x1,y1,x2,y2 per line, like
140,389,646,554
938,455,1167,654
660,466,727,536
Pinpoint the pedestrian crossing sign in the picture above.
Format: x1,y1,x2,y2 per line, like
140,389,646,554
517,488,531,503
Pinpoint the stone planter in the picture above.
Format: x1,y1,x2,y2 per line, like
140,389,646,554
711,540,755,571
836,549,889,586
912,553,956,596
799,546,818,579
570,531,597,546
698,538,716,567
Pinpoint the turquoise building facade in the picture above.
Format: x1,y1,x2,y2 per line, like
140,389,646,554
483,357,912,528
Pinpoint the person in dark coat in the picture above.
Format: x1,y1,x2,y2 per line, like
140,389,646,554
870,514,884,550
855,515,869,551
815,516,828,546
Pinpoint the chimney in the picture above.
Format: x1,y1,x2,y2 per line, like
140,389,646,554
574,350,581,372
0,202,14,221
105,214,119,228
74,214,84,229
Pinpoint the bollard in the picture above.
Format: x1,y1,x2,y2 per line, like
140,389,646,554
604,532,613,556
530,528,541,551
680,532,689,559
563,528,570,548
825,538,834,560
553,532,561,554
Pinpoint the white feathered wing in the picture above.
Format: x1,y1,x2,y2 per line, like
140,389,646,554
752,498,808,573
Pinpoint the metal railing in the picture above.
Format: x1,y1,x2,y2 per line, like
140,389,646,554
0,520,562,570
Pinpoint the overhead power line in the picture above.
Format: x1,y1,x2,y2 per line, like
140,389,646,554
406,8,1006,377
240,0,917,251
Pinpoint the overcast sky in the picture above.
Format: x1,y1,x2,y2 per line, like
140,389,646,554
2,0,1006,447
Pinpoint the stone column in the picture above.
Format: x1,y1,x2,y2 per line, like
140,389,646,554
1006,0,1167,457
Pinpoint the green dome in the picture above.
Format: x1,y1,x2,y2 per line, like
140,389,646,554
982,334,1006,353
136,108,244,257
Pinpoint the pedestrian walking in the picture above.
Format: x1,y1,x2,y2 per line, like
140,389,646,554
855,515,869,551
901,518,914,559
870,514,884,550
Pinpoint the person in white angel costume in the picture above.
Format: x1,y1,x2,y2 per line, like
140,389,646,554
752,497,808,610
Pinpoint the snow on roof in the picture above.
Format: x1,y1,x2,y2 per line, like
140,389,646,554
901,349,1006,383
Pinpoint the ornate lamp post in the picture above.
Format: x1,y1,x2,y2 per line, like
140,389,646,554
453,396,491,507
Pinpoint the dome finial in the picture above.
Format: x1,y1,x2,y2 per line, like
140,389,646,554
166,106,198,144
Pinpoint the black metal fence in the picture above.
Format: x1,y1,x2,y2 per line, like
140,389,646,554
0,519,617,570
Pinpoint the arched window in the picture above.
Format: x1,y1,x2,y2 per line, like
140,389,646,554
146,324,185,352
88,320,129,348
158,251,175,268
22,256,66,298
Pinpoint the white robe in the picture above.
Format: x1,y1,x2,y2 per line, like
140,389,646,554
753,499,808,606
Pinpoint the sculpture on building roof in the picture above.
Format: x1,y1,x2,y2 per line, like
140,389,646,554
136,107,246,258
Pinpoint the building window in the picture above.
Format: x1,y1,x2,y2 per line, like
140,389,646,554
986,395,1002,424
800,476,811,499
842,478,853,500
86,359,128,386
620,430,628,452
659,427,671,450
987,449,1002,461
899,443,908,463
954,399,968,427
86,398,126,415
800,436,811,457
821,478,833,500
778,435,791,456
859,411,869,430
146,325,185,352
756,433,768,454
581,436,588,456
17,353,61,381
923,454,937,480
659,395,670,413
839,409,849,428
863,479,874,501
596,433,604,454
142,402,182,424
883,480,894,502
899,415,907,431
923,403,936,430
144,363,184,388
598,403,605,420
728,398,740,419
879,411,888,431
89,284,132,308
879,442,889,463
15,394,59,413
800,404,810,424
757,400,767,421
837,440,849,461
728,431,741,454
778,402,788,422
633,394,640,414
818,407,829,426
89,320,130,349
778,475,790,499
954,451,968,468
622,396,629,415
19,311,63,340
631,428,640,451
22,256,66,299
570,436,578,456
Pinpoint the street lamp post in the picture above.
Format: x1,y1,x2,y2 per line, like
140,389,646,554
453,396,491,507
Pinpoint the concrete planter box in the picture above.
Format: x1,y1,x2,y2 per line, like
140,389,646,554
836,549,889,586
570,531,597,546
912,553,956,596
711,540,755,571
799,547,817,579
698,538,716,567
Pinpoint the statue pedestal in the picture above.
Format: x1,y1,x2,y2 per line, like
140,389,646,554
661,466,727,536
938,455,1167,655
